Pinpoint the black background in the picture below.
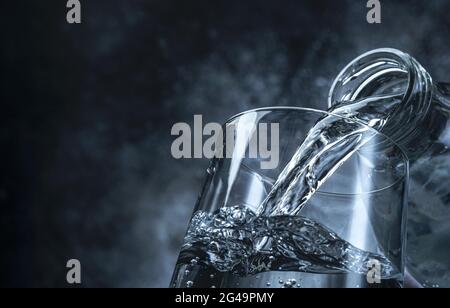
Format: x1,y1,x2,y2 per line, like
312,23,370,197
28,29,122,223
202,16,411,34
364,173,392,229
1,0,450,287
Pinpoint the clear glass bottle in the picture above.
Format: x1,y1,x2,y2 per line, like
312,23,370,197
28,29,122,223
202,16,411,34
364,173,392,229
328,48,450,287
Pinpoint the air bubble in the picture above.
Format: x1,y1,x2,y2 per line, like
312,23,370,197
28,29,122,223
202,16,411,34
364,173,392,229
186,281,194,288
232,230,240,239
283,279,296,288
231,209,246,224
208,241,220,252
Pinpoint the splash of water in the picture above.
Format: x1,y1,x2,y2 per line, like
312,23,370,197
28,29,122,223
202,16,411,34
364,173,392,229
181,206,398,278
258,93,404,216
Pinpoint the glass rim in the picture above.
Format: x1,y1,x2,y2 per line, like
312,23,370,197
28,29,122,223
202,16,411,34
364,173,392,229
224,106,409,196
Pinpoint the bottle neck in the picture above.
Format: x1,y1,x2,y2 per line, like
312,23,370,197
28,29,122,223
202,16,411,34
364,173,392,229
328,48,438,159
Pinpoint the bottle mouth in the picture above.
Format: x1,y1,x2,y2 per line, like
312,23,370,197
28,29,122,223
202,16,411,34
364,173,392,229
329,48,426,106
328,48,433,157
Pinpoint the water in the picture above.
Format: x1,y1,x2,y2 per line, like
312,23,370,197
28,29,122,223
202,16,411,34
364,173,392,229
258,93,404,217
172,93,407,288
171,205,402,288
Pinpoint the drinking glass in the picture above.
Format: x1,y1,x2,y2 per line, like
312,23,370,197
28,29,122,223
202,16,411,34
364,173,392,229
170,107,409,288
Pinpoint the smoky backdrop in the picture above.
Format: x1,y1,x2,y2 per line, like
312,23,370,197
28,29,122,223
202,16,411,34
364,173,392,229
1,0,450,287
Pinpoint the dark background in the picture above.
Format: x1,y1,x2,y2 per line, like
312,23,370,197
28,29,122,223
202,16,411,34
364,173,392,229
1,0,450,287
